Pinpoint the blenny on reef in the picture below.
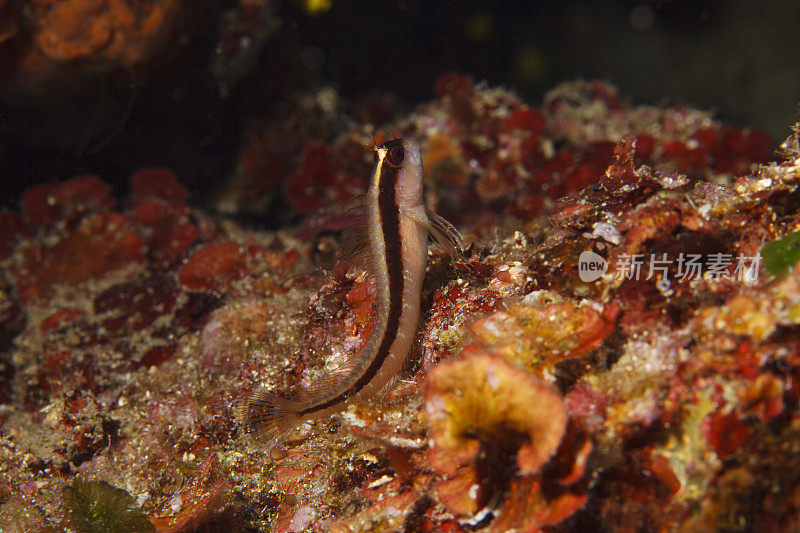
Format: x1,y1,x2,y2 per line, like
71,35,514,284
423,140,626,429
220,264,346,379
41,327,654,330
240,137,464,444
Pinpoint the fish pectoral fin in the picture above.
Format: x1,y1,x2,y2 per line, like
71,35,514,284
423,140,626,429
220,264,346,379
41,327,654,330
422,208,466,258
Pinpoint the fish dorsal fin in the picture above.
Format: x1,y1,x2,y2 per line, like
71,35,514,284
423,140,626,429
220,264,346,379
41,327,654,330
340,196,381,283
340,196,369,262
424,208,466,258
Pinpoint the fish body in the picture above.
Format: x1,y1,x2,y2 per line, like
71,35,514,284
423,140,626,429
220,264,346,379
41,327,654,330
240,137,463,443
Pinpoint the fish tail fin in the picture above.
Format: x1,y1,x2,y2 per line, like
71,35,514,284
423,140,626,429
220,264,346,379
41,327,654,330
238,389,303,445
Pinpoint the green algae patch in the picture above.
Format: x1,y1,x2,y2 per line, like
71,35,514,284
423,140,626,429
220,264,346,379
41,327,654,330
62,479,154,533
761,231,800,277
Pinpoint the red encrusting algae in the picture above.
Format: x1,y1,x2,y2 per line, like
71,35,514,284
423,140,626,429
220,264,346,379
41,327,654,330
3,77,800,531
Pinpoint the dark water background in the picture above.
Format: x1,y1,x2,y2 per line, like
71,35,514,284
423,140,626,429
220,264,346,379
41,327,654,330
2,0,798,208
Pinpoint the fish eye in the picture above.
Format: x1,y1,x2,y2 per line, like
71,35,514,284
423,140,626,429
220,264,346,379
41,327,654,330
388,145,404,166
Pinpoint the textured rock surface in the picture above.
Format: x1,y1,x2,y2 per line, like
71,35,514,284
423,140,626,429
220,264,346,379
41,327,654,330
1,77,799,531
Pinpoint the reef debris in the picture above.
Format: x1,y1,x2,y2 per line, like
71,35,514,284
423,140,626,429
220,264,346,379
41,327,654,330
3,77,800,531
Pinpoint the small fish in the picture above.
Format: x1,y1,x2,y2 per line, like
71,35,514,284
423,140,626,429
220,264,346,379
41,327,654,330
239,137,464,444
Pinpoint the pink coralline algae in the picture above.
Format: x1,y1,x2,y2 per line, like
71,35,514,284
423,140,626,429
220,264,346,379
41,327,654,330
4,78,800,532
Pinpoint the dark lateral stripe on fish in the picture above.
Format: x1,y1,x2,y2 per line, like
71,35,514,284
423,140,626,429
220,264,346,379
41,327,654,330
298,159,404,414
